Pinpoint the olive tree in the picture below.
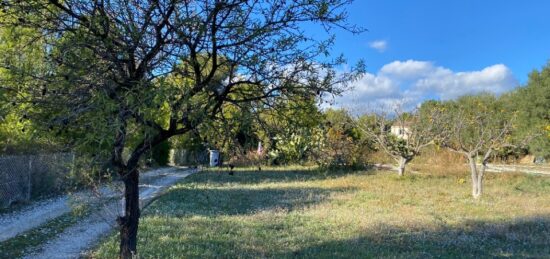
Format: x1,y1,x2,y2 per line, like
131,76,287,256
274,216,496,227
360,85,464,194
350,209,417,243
0,0,363,257
355,105,444,176
437,94,516,199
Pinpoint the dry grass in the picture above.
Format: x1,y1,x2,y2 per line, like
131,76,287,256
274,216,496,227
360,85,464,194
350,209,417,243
92,166,550,258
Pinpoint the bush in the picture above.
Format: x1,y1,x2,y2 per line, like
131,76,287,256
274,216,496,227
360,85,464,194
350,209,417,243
313,128,366,167
228,149,266,167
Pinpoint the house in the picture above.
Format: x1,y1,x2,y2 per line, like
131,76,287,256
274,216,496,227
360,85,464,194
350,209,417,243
390,121,412,140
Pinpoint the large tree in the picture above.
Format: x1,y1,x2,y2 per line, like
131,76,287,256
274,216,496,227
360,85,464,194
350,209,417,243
0,0,363,257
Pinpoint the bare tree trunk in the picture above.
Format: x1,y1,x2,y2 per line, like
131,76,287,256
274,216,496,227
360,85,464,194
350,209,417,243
476,166,484,198
118,168,140,259
468,155,481,199
397,156,408,176
476,155,490,199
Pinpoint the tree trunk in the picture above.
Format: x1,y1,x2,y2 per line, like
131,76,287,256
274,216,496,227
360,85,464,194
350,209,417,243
468,156,482,199
397,157,408,176
118,168,140,259
476,158,488,199
475,169,484,198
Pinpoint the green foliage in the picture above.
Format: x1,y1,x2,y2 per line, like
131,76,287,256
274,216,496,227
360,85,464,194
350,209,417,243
387,136,415,159
171,132,206,153
510,63,550,158
324,108,361,140
0,16,60,154
269,127,325,165
151,141,171,166
320,127,356,166
439,93,514,154
313,109,367,167
260,97,325,165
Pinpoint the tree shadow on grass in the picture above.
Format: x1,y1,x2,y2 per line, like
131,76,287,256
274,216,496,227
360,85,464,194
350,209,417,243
146,168,365,217
190,167,372,185
148,185,353,217
279,216,550,258
130,169,550,258
135,210,550,258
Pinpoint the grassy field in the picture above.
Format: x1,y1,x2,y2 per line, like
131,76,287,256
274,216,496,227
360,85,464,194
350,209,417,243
92,166,550,258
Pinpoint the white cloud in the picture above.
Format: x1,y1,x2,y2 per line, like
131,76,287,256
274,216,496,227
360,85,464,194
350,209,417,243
368,40,388,52
380,60,440,79
413,64,517,99
334,60,518,110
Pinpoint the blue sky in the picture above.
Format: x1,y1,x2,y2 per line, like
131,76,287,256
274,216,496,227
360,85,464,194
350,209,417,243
317,0,550,108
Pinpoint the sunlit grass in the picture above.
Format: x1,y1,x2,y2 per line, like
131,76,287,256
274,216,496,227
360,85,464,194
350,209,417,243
92,166,550,258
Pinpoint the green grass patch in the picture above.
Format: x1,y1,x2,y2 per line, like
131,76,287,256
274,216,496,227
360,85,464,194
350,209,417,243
93,167,550,258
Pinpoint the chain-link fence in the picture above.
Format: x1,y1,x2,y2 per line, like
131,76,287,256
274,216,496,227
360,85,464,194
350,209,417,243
0,153,74,208
1,149,213,208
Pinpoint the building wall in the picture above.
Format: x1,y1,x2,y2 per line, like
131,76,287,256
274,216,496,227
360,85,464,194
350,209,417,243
390,126,410,140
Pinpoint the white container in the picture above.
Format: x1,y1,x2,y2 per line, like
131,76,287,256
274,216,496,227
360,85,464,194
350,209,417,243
209,150,220,167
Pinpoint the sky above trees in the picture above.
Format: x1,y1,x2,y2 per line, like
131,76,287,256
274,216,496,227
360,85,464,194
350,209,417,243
313,0,550,108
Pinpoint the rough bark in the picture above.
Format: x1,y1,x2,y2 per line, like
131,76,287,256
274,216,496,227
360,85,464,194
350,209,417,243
118,167,140,259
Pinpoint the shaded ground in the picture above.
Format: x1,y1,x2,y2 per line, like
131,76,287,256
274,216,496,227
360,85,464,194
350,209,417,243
93,167,550,258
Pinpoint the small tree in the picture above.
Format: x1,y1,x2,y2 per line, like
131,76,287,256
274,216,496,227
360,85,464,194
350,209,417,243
356,106,442,176
437,95,516,199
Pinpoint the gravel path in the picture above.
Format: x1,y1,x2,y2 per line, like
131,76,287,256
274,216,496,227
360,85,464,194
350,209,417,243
485,164,550,175
0,167,191,243
0,196,70,242
23,167,196,259
371,163,550,175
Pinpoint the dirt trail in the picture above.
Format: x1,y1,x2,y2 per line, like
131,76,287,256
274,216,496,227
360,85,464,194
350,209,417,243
371,163,550,175
485,164,550,175
0,167,179,242
0,167,196,258
22,167,196,259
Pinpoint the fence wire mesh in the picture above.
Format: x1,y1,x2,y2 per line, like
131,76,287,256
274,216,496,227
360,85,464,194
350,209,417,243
0,153,74,208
